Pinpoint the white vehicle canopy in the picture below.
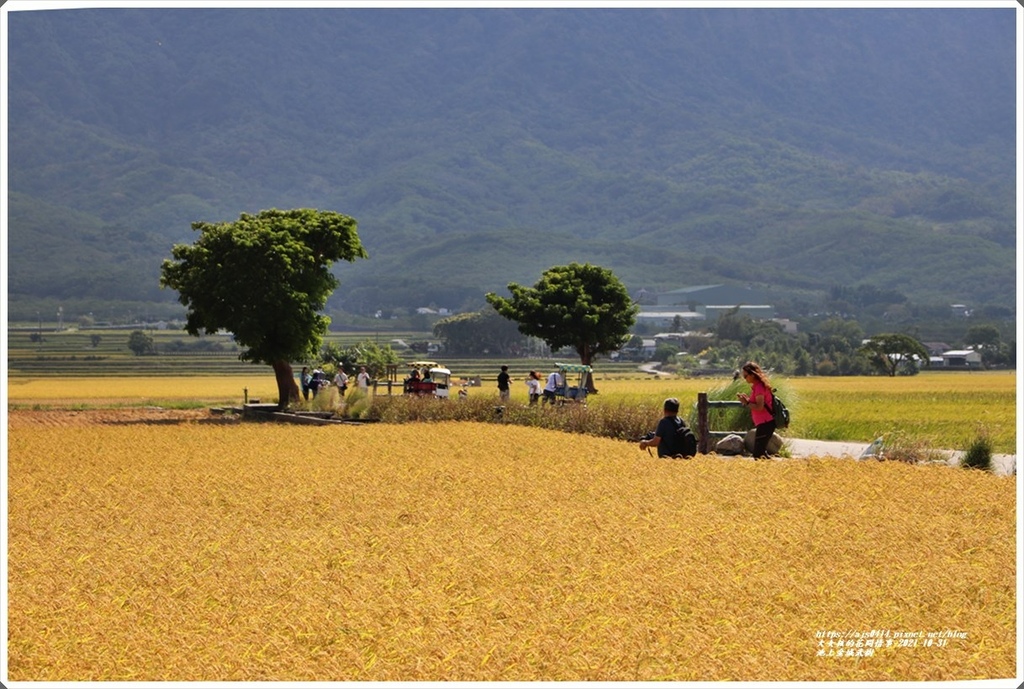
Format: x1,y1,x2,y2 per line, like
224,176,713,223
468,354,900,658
553,362,592,402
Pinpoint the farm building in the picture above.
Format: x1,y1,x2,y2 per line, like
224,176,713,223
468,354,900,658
635,308,704,330
636,284,776,329
938,349,983,368
636,304,775,330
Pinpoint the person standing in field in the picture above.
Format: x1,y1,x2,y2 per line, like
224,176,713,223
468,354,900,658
356,366,370,393
542,369,563,405
526,370,542,406
308,368,327,398
737,361,777,459
299,366,311,401
497,365,511,401
333,367,349,396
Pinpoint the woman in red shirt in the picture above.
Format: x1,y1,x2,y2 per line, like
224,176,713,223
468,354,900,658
737,361,776,459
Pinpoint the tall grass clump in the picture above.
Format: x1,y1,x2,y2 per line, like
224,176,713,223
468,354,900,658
961,432,993,472
344,388,373,419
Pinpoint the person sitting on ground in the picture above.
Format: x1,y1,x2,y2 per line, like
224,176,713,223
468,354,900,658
638,397,695,459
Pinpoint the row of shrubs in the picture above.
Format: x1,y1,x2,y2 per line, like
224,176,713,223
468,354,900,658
365,392,661,443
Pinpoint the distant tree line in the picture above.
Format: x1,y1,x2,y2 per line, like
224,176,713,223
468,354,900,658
675,309,1015,376
433,301,1015,376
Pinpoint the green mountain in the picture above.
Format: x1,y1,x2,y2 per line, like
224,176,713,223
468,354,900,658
5,7,1017,321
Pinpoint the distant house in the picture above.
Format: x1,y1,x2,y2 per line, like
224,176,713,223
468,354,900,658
940,349,982,368
635,309,703,330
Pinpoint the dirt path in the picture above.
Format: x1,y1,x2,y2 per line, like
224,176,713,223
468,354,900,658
6,408,231,429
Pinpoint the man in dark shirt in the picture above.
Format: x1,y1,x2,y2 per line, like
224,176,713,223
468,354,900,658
497,365,511,401
639,397,691,458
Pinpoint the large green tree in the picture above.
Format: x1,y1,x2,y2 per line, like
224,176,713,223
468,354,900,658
160,208,367,408
485,263,638,386
858,333,930,377
432,307,529,356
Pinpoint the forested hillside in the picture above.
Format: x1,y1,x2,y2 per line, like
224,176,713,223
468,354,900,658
5,6,1017,321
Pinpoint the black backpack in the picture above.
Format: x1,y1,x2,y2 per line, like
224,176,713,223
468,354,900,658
769,388,790,429
675,418,698,458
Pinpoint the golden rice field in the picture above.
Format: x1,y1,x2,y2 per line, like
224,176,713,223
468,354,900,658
5,408,1018,682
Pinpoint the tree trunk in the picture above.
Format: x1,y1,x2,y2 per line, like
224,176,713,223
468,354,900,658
272,360,300,410
580,352,598,393
885,356,898,377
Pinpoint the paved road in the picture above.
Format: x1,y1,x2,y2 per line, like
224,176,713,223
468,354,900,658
784,437,1017,477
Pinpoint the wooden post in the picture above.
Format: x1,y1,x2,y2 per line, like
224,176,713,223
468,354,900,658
697,392,709,454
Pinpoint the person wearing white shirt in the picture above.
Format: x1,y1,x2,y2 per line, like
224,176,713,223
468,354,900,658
542,369,562,405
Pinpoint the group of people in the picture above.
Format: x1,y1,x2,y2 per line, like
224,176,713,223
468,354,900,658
300,365,370,401
306,358,779,458
638,360,779,460
495,366,566,406
403,366,437,395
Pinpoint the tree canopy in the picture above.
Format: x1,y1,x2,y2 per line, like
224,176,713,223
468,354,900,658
485,263,638,369
432,307,530,357
160,208,367,406
127,330,155,356
858,333,930,377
